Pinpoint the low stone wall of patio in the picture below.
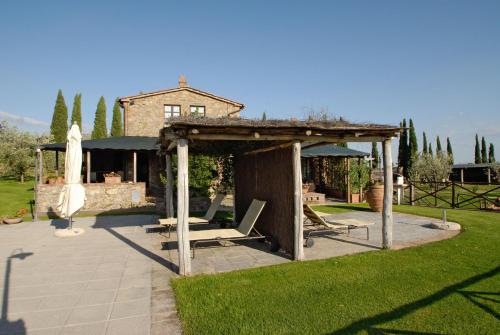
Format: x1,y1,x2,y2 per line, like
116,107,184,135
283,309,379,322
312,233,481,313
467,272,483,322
35,182,147,216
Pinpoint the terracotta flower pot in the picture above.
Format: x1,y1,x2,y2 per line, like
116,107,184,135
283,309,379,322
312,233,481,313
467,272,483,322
366,184,384,212
3,217,23,224
350,193,360,203
47,178,56,185
105,176,121,184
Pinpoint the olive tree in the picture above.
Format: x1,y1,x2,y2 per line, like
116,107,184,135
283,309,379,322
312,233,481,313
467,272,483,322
409,153,452,184
0,121,53,182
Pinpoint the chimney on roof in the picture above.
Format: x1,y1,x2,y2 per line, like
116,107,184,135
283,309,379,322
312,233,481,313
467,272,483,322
178,75,188,88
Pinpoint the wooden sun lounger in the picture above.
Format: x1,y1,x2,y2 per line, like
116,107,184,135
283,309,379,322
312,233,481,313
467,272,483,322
157,193,225,237
181,199,267,258
303,204,373,247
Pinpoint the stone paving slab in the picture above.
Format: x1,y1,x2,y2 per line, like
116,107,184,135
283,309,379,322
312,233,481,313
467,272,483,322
0,215,181,335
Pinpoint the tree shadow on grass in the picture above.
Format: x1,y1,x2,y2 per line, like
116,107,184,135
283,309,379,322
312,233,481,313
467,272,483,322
328,266,500,334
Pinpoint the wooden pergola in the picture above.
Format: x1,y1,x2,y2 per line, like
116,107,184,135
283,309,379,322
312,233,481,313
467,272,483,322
160,118,400,276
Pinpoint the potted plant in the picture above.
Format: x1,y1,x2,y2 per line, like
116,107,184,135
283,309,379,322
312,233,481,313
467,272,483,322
349,160,369,204
56,175,65,184
104,171,121,184
3,208,28,224
46,171,56,185
366,181,384,212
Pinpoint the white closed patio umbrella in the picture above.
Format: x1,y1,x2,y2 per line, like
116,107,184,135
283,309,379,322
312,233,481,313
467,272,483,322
56,123,86,236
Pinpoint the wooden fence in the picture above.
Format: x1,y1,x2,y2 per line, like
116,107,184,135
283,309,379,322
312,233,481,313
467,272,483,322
398,180,500,210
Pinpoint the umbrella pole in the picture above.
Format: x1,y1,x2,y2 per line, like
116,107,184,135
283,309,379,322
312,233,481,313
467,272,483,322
69,216,72,231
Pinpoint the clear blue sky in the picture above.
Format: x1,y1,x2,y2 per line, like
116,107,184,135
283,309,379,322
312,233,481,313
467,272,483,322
1,0,499,163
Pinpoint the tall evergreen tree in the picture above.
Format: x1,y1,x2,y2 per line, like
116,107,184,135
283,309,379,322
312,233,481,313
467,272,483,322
50,90,68,143
71,93,82,130
408,119,418,172
474,134,481,163
428,143,433,157
398,119,408,171
262,112,267,121
481,136,487,163
422,131,428,154
489,143,496,163
371,142,379,169
91,96,107,139
436,136,442,156
446,137,454,164
110,98,123,137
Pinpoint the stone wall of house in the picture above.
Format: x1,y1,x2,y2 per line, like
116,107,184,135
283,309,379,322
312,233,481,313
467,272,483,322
124,90,241,136
36,183,147,215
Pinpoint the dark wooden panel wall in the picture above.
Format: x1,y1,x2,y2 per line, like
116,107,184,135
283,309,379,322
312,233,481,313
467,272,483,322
234,147,295,255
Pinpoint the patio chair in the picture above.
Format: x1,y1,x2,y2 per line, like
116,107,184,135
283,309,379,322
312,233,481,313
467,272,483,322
303,204,373,247
163,199,268,258
157,193,226,236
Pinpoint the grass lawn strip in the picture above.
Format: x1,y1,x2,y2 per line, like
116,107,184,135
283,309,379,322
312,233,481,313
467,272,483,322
172,205,500,334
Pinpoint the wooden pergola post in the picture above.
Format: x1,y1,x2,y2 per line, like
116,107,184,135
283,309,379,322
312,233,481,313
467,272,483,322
133,151,137,183
177,139,191,275
292,141,304,261
165,153,174,218
55,151,59,177
38,149,43,185
487,167,491,185
346,158,351,203
382,138,393,249
358,157,363,202
460,168,464,186
86,151,91,183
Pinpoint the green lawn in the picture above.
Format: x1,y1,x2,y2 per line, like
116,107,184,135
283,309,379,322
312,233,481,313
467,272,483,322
0,177,34,219
172,205,500,334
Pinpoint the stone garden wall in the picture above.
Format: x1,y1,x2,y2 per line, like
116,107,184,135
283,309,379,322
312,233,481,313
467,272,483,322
36,183,147,215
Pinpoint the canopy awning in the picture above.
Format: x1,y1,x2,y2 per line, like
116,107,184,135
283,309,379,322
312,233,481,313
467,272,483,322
40,136,159,152
301,144,369,158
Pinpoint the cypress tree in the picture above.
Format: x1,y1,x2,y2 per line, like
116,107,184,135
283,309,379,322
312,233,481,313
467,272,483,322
50,89,68,143
398,119,408,170
481,136,487,163
408,119,418,172
429,143,433,157
489,143,496,163
91,96,107,139
110,98,123,137
436,136,442,156
422,132,428,155
446,137,454,164
71,93,82,130
474,134,481,163
262,112,267,121
371,142,379,169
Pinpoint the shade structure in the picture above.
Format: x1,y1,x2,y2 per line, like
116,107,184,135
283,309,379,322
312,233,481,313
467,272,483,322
57,124,85,218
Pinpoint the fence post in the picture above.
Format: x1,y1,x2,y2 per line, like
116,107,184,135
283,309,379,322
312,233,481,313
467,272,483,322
451,181,456,208
409,183,415,206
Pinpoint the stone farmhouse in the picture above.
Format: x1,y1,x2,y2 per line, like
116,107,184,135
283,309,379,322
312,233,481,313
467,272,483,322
36,75,367,216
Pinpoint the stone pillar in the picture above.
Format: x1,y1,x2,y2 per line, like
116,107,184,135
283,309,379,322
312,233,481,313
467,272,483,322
165,153,174,218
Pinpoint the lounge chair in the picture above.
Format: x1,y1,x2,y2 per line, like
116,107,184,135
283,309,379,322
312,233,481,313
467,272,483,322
162,199,268,257
303,204,373,247
158,193,226,236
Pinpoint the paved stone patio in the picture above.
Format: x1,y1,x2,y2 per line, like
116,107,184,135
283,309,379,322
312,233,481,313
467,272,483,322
0,211,458,334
